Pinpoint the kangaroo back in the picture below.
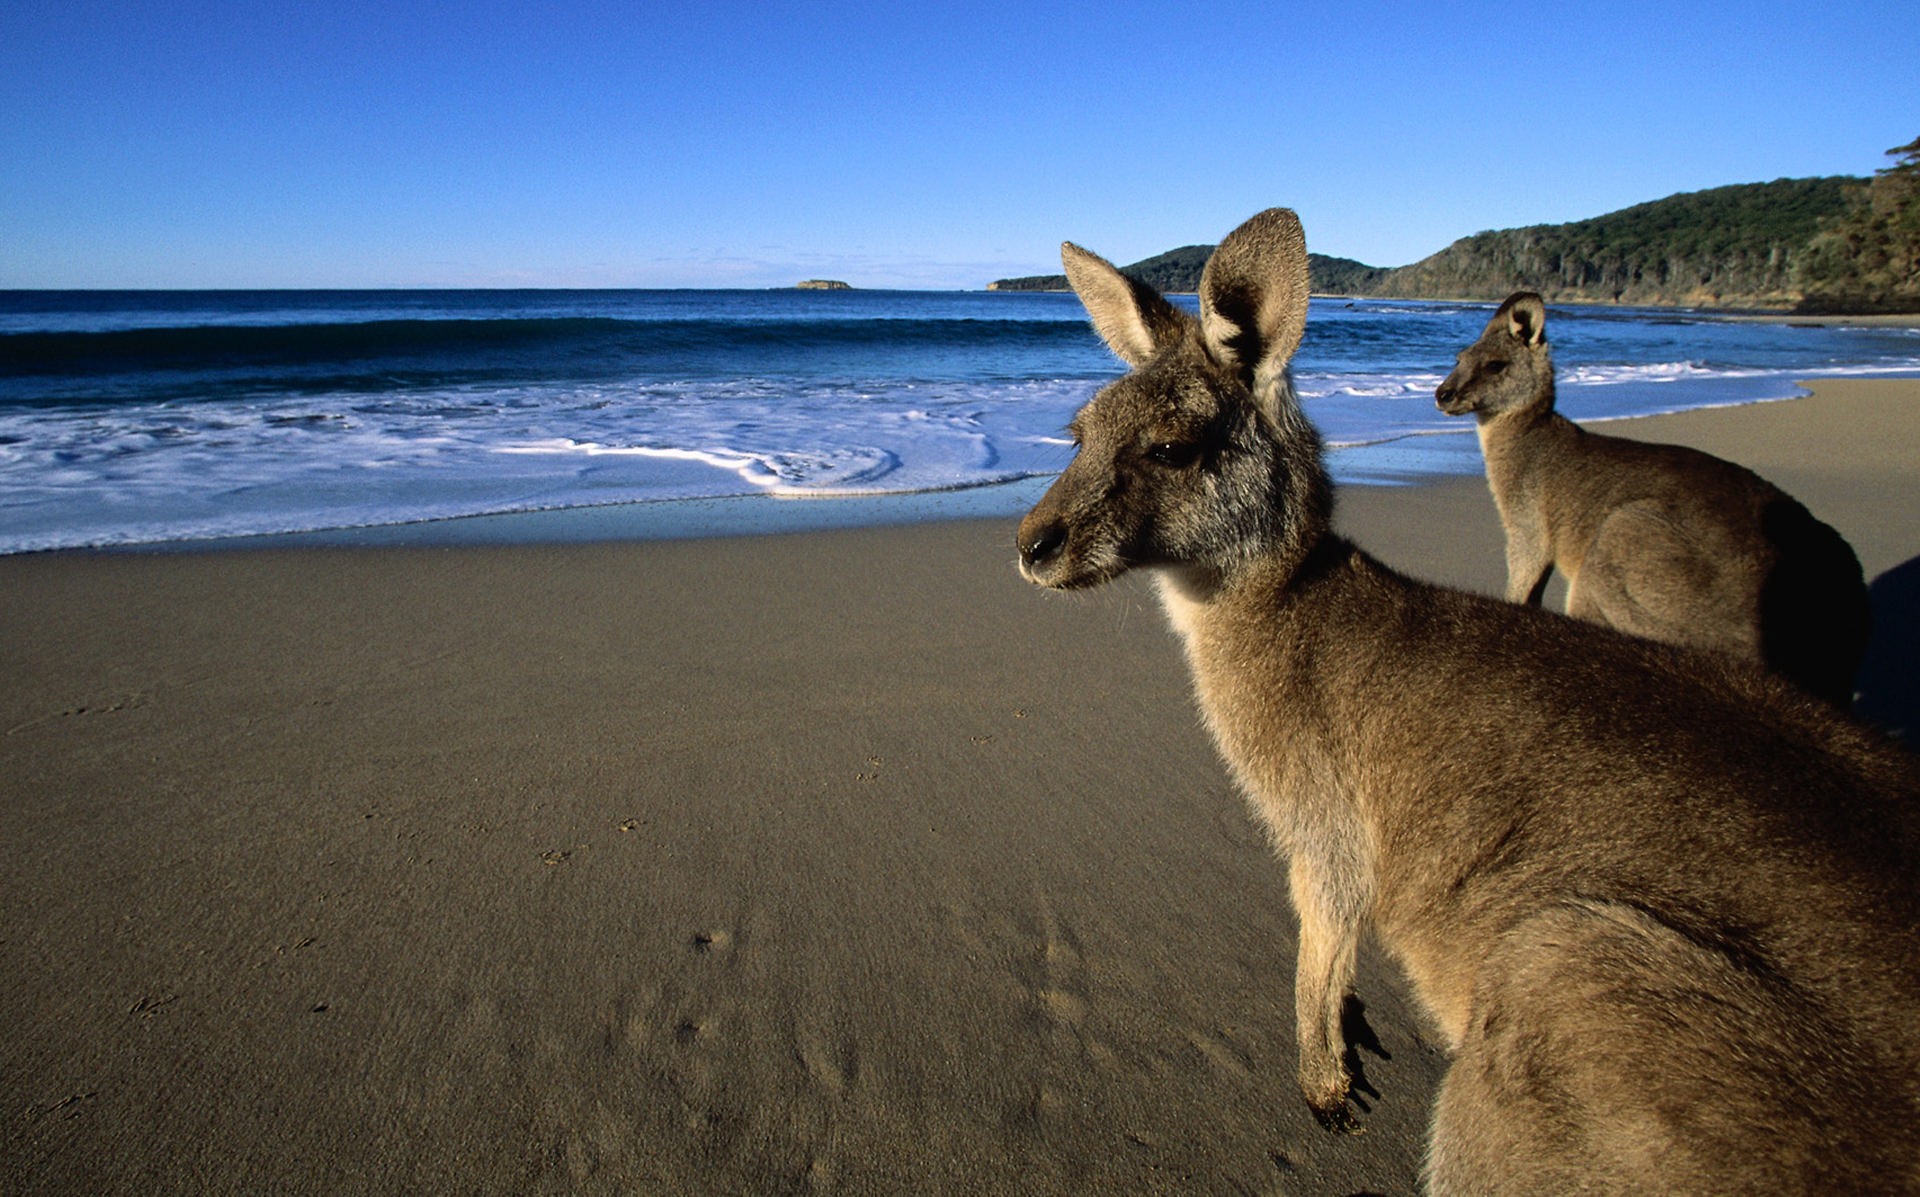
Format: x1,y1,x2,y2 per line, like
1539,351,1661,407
1435,292,1871,705
1018,213,1920,1193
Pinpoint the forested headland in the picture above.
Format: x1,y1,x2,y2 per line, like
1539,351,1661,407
990,138,1920,314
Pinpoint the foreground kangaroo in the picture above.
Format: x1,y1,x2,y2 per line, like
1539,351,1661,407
1436,293,1871,706
1017,209,1920,1194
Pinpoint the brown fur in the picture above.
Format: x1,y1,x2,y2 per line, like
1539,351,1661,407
1017,210,1920,1194
1436,293,1872,706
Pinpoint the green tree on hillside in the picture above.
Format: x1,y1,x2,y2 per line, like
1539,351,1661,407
1795,136,1920,312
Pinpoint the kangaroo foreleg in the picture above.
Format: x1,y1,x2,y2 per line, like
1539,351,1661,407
1503,537,1553,607
1290,858,1365,1131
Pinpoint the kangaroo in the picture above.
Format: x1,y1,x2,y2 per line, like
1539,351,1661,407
1436,292,1871,706
1016,209,1920,1194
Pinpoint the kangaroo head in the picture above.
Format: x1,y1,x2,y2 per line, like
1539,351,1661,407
1017,208,1329,590
1435,291,1553,418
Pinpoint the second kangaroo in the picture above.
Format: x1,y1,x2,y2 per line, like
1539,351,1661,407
1437,292,1871,705
1018,209,1920,1194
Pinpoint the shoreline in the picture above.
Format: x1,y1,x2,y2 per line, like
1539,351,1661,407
1712,311,1920,328
4,378,1915,1194
93,475,1067,555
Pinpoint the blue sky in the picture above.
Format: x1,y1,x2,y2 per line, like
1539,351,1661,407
3,1,1917,289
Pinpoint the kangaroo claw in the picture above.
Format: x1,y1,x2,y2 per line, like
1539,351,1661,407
1310,1100,1365,1135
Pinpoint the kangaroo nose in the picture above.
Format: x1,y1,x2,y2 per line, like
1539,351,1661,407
1019,520,1066,567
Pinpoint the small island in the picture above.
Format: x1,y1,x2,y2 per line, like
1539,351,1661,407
795,279,851,290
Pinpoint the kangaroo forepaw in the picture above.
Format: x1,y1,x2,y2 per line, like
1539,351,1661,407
1309,1098,1365,1135
1299,1058,1354,1131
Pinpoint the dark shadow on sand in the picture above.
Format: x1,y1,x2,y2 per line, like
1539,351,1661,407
1855,555,1920,746
1757,497,1875,709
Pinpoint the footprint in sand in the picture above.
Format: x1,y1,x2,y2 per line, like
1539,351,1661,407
619,982,719,1088
1014,895,1127,1076
1038,985,1088,1027
1027,900,1090,1030
794,1028,857,1095
614,908,772,1141
1185,1025,1255,1077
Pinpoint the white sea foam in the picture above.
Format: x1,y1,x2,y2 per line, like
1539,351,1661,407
0,376,1092,551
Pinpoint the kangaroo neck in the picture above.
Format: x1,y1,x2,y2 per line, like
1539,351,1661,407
1151,532,1356,658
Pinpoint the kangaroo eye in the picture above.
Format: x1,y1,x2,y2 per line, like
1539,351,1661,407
1146,441,1200,468
1482,360,1509,376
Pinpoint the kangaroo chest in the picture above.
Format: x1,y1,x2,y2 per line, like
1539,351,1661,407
1478,413,1605,556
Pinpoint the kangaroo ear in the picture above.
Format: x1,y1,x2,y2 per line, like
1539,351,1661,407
1061,241,1189,366
1504,292,1547,346
1198,208,1310,397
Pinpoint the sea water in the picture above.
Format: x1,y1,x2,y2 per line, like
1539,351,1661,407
2,289,1916,554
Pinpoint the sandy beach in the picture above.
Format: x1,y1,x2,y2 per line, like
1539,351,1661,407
3,378,1915,1195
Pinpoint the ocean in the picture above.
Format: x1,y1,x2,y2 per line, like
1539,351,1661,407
2,289,1917,554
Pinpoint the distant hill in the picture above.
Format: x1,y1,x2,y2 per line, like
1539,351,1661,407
988,245,1385,296
989,165,1920,313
